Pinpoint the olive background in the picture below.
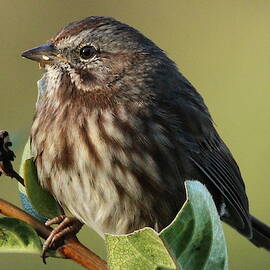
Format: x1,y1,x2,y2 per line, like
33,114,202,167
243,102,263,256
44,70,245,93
0,0,270,269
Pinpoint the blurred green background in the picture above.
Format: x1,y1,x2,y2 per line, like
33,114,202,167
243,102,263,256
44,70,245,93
0,0,270,269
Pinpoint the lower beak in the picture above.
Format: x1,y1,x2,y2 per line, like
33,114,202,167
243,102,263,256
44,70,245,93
21,42,60,64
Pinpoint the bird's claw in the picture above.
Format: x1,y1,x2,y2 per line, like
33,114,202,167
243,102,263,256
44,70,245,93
41,215,83,263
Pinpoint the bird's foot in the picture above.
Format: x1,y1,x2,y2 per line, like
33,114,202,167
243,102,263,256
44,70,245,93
42,215,83,263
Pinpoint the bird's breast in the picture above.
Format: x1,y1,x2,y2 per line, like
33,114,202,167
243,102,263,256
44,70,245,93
31,102,183,235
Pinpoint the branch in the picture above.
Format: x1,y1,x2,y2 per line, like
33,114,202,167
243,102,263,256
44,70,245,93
0,131,108,270
0,199,107,270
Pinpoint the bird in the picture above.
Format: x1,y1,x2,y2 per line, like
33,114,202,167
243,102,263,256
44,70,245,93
21,16,270,252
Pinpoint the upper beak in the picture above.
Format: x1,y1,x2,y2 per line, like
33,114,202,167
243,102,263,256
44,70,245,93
21,42,60,64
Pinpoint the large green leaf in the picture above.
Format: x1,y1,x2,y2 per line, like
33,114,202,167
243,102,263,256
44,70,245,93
22,157,62,219
106,181,228,270
18,137,61,220
160,181,228,270
0,217,42,254
106,228,176,270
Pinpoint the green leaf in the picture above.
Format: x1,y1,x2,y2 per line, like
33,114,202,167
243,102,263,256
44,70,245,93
18,137,61,220
160,181,228,270
106,181,228,270
22,157,62,219
0,217,42,254
18,139,46,222
106,228,176,270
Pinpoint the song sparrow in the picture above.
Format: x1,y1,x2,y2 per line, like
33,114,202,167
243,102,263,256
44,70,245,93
22,16,270,251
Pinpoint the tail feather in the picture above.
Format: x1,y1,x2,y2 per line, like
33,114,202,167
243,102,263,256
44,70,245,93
250,215,270,251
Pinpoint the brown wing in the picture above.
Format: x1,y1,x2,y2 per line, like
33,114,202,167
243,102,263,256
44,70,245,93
171,77,252,237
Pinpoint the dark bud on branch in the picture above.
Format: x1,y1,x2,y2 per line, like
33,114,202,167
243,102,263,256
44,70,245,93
0,130,15,177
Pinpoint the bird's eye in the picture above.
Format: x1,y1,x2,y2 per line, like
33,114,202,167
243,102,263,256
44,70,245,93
79,45,96,60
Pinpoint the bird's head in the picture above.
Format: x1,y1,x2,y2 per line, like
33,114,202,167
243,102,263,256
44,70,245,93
22,16,171,101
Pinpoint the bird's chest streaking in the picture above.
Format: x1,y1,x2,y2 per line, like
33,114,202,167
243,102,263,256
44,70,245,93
31,74,183,236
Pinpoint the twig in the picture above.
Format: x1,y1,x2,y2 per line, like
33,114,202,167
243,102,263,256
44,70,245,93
0,199,107,270
5,169,25,186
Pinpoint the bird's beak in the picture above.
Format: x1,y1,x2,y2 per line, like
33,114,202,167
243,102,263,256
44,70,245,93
21,42,61,65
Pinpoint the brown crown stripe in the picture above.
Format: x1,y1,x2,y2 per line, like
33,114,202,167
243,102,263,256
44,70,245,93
52,17,114,43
